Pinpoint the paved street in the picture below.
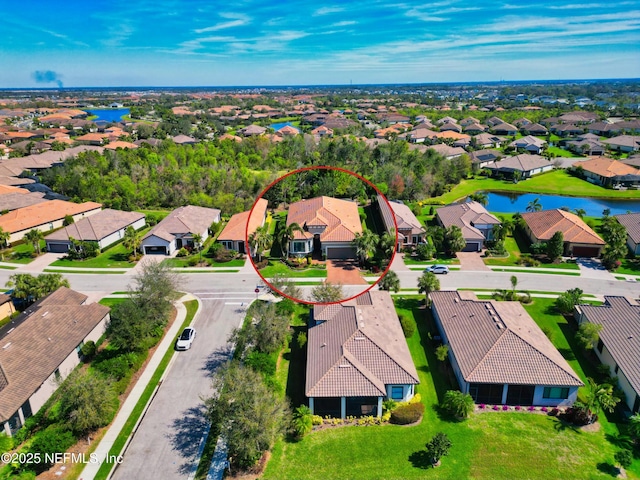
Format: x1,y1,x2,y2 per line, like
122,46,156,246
111,291,254,480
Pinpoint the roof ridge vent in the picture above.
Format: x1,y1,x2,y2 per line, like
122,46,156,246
2,342,10,349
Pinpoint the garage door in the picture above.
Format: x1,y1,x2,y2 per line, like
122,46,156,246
572,246,600,257
462,242,481,252
47,242,69,253
326,247,356,259
144,246,167,255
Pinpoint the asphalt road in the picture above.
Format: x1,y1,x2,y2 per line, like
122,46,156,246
111,290,255,480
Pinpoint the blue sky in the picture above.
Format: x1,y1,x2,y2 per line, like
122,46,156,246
1,0,639,87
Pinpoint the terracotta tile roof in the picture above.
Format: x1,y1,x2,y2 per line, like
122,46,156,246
143,205,220,243
287,196,362,243
614,213,640,244
0,185,28,196
44,209,145,243
436,201,500,241
217,198,268,242
306,291,419,398
577,297,640,397
75,133,107,142
431,291,583,386
0,287,110,421
0,200,102,234
521,209,605,245
5,132,37,139
573,156,640,178
104,141,138,150
433,131,470,140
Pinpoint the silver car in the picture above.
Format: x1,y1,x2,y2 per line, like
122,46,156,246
424,264,449,274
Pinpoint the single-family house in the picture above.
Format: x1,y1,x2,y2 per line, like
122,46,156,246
431,291,583,406
566,136,605,156
573,157,640,188
376,195,426,251
463,123,487,135
427,143,467,159
469,149,503,170
521,209,605,257
44,209,146,253
436,201,501,252
613,213,640,255
574,297,640,413
311,125,333,138
141,205,221,255
551,124,584,137
491,122,518,136
0,200,102,244
286,196,362,259
473,133,505,149
521,123,548,136
440,122,463,133
0,287,110,435
484,154,553,179
0,295,15,321
172,134,198,145
407,127,437,143
602,135,640,153
306,291,419,418
509,135,547,154
217,198,268,254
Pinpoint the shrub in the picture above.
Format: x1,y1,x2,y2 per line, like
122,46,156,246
187,256,199,267
245,350,277,377
441,390,474,419
291,405,313,438
615,450,633,468
383,399,398,413
390,402,424,425
0,433,13,454
425,432,452,466
80,340,96,359
399,314,416,338
409,393,422,404
27,424,76,473
176,247,189,257
311,415,323,426
296,331,307,349
415,243,434,261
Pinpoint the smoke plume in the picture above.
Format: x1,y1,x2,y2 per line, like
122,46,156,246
32,70,64,88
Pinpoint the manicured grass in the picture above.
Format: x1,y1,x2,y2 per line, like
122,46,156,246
2,241,45,264
50,242,137,268
94,300,199,480
98,297,128,308
490,268,580,276
429,169,640,204
163,256,245,268
458,288,597,297
483,236,521,265
263,297,638,479
403,255,460,265
546,146,580,157
0,265,17,270
615,257,640,276
259,260,327,278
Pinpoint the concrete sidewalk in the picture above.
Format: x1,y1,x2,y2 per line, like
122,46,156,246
79,293,196,480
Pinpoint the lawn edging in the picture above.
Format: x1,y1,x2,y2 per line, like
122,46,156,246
89,297,200,480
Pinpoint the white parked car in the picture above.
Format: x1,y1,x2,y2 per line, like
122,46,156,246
424,265,449,274
175,327,196,350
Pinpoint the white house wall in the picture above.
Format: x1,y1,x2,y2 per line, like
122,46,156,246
532,385,579,407
595,343,638,411
142,235,173,254
8,207,102,244
29,348,80,415
385,384,415,403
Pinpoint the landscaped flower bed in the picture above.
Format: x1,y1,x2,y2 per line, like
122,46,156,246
476,404,568,415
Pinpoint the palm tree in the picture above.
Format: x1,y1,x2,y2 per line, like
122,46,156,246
418,271,440,306
276,222,305,259
291,405,313,438
248,225,272,262
510,275,518,293
24,229,44,255
469,192,488,206
352,230,379,266
0,227,9,261
192,233,203,263
123,226,142,260
526,197,542,212
629,413,640,440
580,378,621,423
378,270,400,293
442,390,475,419
573,208,586,218
379,231,396,261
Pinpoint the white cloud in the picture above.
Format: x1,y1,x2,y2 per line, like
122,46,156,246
194,13,251,33
314,6,344,16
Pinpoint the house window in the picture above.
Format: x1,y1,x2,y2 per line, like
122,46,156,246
543,387,569,399
220,241,233,250
54,369,61,381
614,364,619,375
391,386,404,400
292,241,307,253
76,342,84,359
597,339,604,353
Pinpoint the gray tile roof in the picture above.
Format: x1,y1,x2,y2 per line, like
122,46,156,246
431,291,583,386
306,291,419,398
143,205,220,242
0,192,47,211
615,213,640,245
377,196,425,239
485,154,552,173
577,297,640,397
44,209,145,243
436,201,500,242
0,287,110,421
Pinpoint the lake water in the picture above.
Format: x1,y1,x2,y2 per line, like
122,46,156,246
270,121,299,131
85,108,130,122
484,192,640,216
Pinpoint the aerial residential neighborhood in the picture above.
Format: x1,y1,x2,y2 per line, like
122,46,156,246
1,0,640,477
0,81,638,479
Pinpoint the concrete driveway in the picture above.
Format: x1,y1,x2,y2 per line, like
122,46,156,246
111,292,254,480
326,259,367,285
576,257,616,280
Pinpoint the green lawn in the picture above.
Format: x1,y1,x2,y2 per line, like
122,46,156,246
162,256,245,268
403,255,460,265
263,297,639,480
483,234,580,270
2,241,45,264
429,169,640,204
50,242,137,268
546,146,581,158
259,260,328,278
615,257,640,276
